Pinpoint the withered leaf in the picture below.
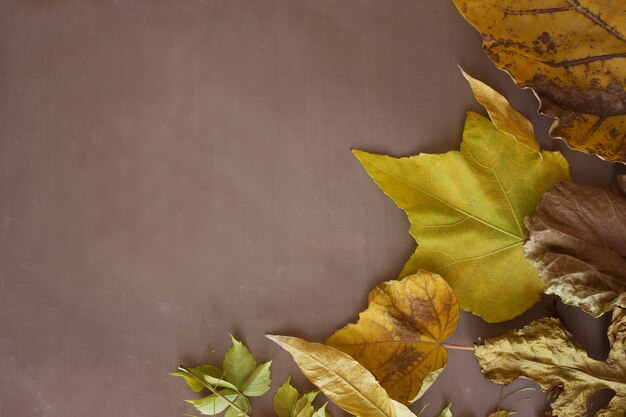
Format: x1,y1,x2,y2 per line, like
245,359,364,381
453,0,626,163
326,271,459,404
525,177,626,317
475,308,626,417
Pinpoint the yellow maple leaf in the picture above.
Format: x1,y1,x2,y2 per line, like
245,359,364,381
353,73,570,322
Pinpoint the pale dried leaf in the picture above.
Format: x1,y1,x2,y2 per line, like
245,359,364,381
267,335,402,417
475,309,626,416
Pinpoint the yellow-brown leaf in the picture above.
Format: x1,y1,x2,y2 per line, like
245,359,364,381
327,271,459,404
453,0,626,162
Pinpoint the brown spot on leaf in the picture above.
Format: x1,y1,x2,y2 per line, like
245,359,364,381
531,74,626,116
538,31,551,44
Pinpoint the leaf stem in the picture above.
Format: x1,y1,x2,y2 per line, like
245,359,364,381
442,343,475,351
177,365,251,416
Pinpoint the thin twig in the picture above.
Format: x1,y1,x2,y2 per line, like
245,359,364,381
442,343,475,351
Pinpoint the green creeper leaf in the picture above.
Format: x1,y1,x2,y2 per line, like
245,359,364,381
203,373,239,392
301,390,319,404
197,364,239,391
171,370,205,393
171,364,238,392
488,412,512,417
436,404,453,417
292,396,313,417
295,402,315,417
312,403,332,417
274,377,300,417
242,361,272,397
225,408,244,417
186,389,239,415
353,75,570,322
223,335,257,389
224,396,248,417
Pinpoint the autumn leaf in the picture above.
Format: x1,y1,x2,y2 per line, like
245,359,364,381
452,0,626,163
475,308,626,417
326,271,459,404
267,334,417,417
353,74,570,322
524,178,626,317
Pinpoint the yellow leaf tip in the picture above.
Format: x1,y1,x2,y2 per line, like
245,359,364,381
265,334,287,344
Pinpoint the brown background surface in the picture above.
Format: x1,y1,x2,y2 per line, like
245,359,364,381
0,1,621,416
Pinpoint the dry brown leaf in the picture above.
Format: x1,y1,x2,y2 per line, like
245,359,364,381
326,271,459,404
524,177,626,317
475,308,626,417
453,0,626,162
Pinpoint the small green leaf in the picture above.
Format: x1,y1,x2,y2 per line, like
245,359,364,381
224,396,248,417
200,366,238,391
312,403,331,417
436,404,453,417
186,389,239,415
301,390,319,404
295,402,315,417
223,335,257,389
242,361,272,397
170,371,205,393
274,377,300,417
225,407,244,417
292,396,313,417
171,365,238,393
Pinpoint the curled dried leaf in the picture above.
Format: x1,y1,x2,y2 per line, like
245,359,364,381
525,178,626,317
475,309,626,416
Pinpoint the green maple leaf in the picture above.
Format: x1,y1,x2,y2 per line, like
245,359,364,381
353,72,570,322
